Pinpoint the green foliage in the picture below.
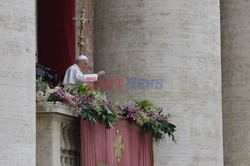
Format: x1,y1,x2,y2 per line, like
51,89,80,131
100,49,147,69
76,84,102,97
36,81,177,142
36,77,49,92
136,110,150,126
75,84,120,129
131,99,176,142
95,104,120,129
79,107,97,125
47,94,59,104
78,98,120,129
142,120,176,142
132,98,155,112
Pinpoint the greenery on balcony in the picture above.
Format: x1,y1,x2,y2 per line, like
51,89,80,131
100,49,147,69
36,78,176,142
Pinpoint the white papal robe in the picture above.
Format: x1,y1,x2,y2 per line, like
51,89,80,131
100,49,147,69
63,64,98,84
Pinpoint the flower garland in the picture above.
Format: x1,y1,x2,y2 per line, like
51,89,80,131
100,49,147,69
36,79,176,142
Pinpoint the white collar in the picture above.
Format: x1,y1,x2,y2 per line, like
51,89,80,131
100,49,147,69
74,64,81,71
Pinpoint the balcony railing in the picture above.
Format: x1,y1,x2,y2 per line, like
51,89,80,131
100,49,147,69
36,102,80,166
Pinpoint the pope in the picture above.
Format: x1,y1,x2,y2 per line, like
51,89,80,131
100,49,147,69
63,55,105,84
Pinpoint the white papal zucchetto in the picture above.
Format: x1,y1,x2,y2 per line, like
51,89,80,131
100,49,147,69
77,55,88,61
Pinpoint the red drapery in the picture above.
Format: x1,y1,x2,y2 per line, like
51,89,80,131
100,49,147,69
81,119,154,166
38,0,76,83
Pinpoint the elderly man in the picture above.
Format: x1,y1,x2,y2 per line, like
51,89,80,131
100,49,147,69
63,55,105,84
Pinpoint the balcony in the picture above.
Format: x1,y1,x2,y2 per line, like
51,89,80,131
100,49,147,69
36,102,80,166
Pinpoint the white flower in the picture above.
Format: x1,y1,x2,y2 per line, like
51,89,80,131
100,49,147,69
36,91,47,102
66,92,74,100
45,87,54,94
54,86,61,92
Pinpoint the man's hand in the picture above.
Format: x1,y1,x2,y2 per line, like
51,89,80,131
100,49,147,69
97,70,106,76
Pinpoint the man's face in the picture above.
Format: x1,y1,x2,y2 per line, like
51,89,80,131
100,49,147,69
78,60,88,72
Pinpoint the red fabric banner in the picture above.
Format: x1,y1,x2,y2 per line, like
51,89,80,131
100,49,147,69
81,120,153,166
38,0,76,83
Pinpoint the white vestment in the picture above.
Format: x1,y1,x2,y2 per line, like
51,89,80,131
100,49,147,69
63,64,98,84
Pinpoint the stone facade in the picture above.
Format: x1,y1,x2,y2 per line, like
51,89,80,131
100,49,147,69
2,0,250,165
0,0,36,165
221,0,250,165
94,0,223,165
36,103,80,166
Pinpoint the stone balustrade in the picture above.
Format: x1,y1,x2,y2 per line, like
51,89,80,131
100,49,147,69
36,102,80,166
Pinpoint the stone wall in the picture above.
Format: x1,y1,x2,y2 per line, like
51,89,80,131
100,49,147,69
221,1,250,165
0,0,36,165
36,103,80,166
94,0,223,165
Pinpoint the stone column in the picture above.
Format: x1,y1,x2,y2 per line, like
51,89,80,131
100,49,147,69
221,1,250,165
0,0,36,165
94,0,223,165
